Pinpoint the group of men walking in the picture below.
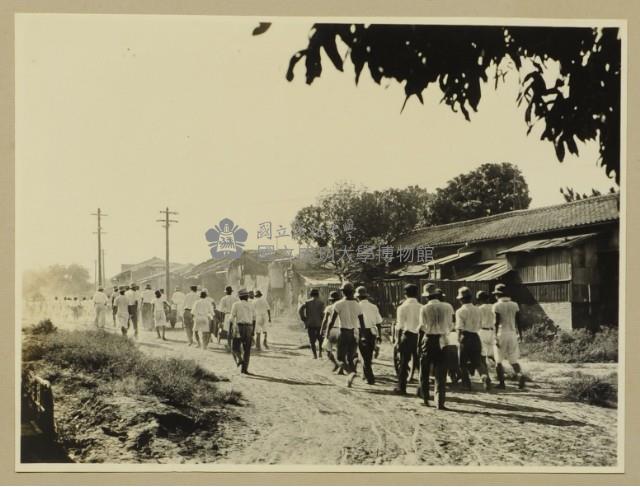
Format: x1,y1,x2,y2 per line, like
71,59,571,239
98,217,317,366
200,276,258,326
394,282,526,410
298,283,383,388
297,280,525,410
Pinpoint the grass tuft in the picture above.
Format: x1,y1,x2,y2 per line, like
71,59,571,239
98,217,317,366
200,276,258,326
564,372,617,407
522,325,618,363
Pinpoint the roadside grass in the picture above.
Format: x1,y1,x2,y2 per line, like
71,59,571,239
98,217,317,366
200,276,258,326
23,327,241,409
563,372,617,408
521,324,618,363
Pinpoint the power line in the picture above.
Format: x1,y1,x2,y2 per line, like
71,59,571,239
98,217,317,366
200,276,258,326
157,207,178,294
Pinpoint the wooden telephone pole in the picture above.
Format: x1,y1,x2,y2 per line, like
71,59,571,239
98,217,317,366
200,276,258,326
157,207,178,294
91,208,107,287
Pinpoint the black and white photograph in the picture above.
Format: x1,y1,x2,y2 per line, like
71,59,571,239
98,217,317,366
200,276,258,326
15,14,624,471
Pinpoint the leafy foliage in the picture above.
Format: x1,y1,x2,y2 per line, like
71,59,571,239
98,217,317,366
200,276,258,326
560,186,617,202
291,182,432,280
521,326,618,363
427,162,531,225
286,24,621,182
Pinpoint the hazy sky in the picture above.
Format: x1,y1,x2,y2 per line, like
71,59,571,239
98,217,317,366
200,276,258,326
15,14,617,278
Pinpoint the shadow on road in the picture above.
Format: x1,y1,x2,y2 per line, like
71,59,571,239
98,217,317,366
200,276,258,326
244,373,332,387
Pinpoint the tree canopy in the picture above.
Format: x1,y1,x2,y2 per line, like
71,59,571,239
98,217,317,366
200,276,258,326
428,162,531,225
285,24,621,183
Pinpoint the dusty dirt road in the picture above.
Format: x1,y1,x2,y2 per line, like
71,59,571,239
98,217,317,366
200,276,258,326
40,307,618,467
101,312,618,467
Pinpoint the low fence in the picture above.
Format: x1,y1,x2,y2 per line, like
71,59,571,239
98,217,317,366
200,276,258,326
21,371,55,438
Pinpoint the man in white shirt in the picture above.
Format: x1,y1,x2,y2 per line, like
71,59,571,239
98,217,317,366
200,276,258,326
171,287,186,326
419,285,453,409
327,282,366,388
140,284,155,331
492,283,526,389
182,285,200,347
356,286,382,385
476,290,496,369
114,287,130,336
218,286,239,348
125,284,141,338
92,287,108,328
230,288,257,374
456,286,491,391
320,290,342,372
393,283,422,395
253,290,271,350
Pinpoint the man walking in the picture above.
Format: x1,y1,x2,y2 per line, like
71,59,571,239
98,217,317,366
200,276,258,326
393,284,422,395
218,286,239,348
253,290,271,350
115,287,130,336
327,282,366,388
320,290,342,372
356,286,382,385
125,284,141,338
456,286,491,391
230,288,256,374
298,288,325,359
492,283,526,389
171,286,186,327
419,285,453,410
476,290,496,372
92,287,108,328
182,285,199,347
111,286,119,327
140,284,155,331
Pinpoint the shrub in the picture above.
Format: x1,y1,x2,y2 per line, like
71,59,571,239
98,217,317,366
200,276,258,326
24,329,237,409
26,318,57,335
564,372,617,407
522,326,618,363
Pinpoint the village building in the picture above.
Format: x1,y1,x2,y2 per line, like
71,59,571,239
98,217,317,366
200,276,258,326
384,193,619,330
110,257,193,291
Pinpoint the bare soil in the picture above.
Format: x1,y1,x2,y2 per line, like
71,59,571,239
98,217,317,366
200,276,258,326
36,313,618,466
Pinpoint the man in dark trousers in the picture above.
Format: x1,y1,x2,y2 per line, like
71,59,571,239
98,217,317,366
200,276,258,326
356,286,381,385
230,288,257,374
419,285,453,410
393,283,422,395
327,282,367,388
298,288,325,359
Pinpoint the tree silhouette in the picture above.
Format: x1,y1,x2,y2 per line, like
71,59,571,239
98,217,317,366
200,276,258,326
285,24,621,183
428,162,531,225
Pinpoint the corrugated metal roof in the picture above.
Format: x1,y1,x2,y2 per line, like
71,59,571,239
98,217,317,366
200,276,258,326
395,194,618,249
427,250,476,266
462,261,511,281
496,233,597,255
390,264,430,277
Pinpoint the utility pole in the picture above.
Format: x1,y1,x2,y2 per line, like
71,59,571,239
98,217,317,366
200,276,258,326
157,207,178,294
91,208,107,288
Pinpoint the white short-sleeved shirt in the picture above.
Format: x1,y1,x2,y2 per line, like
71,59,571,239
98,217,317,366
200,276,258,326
219,294,239,314
125,289,139,306
359,299,382,330
231,300,256,324
253,296,270,315
183,291,199,310
324,304,340,328
455,303,482,333
478,303,495,329
193,298,213,320
333,298,363,329
92,291,108,306
396,298,422,334
115,294,129,316
420,299,453,335
141,289,155,303
493,297,519,334
172,291,186,306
